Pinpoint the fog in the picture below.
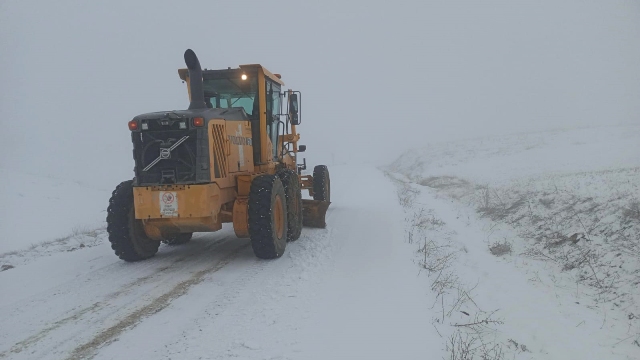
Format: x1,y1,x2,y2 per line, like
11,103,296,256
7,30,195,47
1,0,639,191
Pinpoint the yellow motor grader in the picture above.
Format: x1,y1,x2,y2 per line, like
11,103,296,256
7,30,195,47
106,49,330,261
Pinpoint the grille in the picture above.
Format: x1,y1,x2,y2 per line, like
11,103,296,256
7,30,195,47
211,123,228,178
134,129,198,185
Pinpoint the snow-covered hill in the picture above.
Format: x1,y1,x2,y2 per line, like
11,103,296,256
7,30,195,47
391,124,639,184
389,124,640,359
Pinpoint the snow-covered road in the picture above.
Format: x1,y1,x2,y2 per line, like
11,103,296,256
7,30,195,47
0,166,437,360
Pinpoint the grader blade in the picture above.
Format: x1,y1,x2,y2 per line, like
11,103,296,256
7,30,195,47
302,199,331,228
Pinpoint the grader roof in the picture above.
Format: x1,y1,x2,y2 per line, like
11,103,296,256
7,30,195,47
178,64,285,86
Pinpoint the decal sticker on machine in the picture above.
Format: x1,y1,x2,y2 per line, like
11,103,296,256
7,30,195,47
236,124,245,167
228,135,252,146
160,191,178,217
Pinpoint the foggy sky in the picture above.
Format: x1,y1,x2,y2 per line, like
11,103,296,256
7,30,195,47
1,0,639,191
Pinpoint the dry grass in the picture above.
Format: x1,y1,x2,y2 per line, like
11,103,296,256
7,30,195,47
406,172,640,347
447,310,506,360
622,200,640,224
387,172,508,360
489,241,512,257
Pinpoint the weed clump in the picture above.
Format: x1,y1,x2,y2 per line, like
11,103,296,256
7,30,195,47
489,241,512,256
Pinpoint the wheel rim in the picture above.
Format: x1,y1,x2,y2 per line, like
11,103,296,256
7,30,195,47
274,195,285,239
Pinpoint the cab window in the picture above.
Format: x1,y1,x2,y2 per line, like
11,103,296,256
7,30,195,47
202,70,259,116
265,80,282,159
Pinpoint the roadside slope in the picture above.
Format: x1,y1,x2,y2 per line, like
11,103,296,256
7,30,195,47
388,124,640,359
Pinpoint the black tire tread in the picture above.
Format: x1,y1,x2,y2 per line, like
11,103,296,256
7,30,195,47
313,165,330,202
277,169,303,241
106,180,160,261
248,175,288,259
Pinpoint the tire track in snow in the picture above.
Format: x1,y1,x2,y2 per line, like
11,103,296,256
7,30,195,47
0,235,238,359
67,242,250,360
3,303,102,357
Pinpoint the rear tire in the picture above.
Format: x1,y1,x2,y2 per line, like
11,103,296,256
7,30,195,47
248,175,288,259
277,169,303,241
106,180,160,261
162,233,193,246
313,165,330,202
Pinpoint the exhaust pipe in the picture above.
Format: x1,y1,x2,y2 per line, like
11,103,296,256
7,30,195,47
184,49,207,110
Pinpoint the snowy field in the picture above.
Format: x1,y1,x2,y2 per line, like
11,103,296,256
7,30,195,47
388,123,640,359
0,124,638,359
0,168,110,254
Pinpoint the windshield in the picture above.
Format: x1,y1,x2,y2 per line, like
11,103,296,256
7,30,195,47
203,71,259,116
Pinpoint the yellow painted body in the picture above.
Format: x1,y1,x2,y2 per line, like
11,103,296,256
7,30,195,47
135,64,323,240
134,184,223,240
134,117,260,239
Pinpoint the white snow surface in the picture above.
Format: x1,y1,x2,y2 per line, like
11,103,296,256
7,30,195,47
0,166,440,360
0,168,110,253
1,124,638,359
391,124,640,185
389,124,640,359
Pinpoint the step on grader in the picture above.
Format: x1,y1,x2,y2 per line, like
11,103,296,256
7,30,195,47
106,49,330,261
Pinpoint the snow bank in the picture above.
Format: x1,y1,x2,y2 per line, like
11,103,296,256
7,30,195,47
388,124,640,358
0,168,110,253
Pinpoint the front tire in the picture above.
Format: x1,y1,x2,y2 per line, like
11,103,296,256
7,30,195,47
277,169,303,242
106,180,160,261
248,175,288,259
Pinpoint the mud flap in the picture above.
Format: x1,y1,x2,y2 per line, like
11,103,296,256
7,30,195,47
302,199,331,228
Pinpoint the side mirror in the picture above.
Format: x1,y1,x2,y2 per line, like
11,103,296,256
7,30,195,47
298,145,306,152
297,157,307,174
289,93,300,125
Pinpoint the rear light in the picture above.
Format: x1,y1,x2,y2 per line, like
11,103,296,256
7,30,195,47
179,121,187,129
141,122,149,130
128,120,138,131
193,117,204,127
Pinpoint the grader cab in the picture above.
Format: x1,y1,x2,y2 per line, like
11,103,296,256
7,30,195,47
106,49,330,261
